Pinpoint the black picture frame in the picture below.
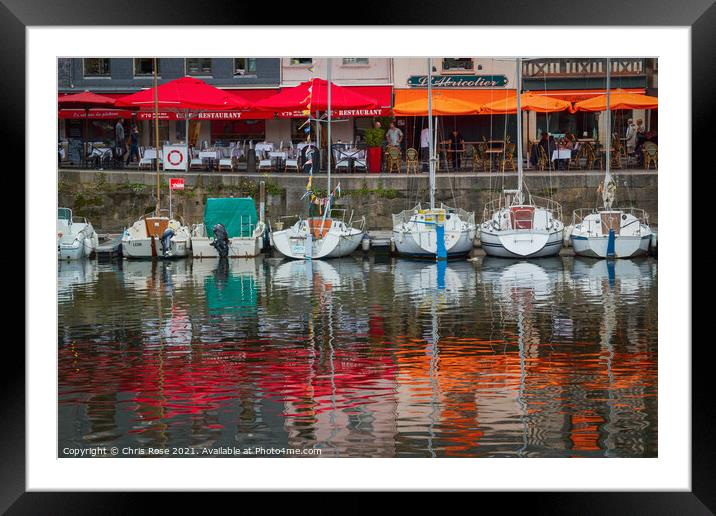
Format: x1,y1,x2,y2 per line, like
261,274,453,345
5,0,708,512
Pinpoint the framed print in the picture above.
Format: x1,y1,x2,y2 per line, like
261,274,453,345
5,0,710,511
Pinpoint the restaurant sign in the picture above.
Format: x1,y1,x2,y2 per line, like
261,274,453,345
407,75,509,88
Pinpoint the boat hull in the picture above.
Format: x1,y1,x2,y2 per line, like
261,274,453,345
272,226,363,260
571,234,651,258
392,227,475,258
192,236,262,258
121,236,191,259
480,228,563,258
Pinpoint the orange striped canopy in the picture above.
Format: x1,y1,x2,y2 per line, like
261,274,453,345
481,92,572,114
571,91,658,112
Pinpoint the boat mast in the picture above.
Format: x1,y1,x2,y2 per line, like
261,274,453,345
516,57,523,204
428,57,435,211
153,57,160,215
604,57,613,210
327,58,332,196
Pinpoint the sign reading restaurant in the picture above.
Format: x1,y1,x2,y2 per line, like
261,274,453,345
407,75,509,88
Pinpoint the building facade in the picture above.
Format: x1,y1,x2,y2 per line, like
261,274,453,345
58,58,281,147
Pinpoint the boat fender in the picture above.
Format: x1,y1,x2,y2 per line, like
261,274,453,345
210,224,230,258
160,228,175,257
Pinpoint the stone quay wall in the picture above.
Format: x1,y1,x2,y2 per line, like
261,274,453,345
58,169,658,232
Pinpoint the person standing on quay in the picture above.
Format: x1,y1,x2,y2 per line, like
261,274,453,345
126,126,140,165
420,125,430,172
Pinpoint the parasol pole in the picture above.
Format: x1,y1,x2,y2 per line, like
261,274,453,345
154,57,161,215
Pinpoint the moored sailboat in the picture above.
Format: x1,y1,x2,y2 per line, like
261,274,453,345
270,58,365,260
570,58,653,259
392,57,477,260
479,57,564,258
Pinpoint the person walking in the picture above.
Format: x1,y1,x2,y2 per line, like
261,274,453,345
126,126,140,165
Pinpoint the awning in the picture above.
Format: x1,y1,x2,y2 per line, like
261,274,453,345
528,88,646,102
394,88,515,115
394,94,480,116
571,91,658,112
481,93,572,114
58,109,135,119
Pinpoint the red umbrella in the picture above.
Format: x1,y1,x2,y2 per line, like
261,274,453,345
115,77,252,171
115,76,251,110
58,90,117,109
253,77,378,112
58,91,118,166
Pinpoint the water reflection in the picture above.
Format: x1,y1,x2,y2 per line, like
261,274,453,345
58,256,657,457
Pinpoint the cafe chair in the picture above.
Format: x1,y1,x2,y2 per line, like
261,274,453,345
642,142,658,170
386,146,401,173
257,150,273,173
471,144,488,172
353,152,367,172
217,146,235,172
284,155,300,173
610,135,623,169
500,142,516,171
405,148,419,175
536,145,550,171
189,151,206,171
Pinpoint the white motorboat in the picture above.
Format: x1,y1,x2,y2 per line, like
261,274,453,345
57,207,99,260
391,57,477,260
480,58,564,258
270,58,365,260
191,197,265,258
570,58,653,259
122,214,191,259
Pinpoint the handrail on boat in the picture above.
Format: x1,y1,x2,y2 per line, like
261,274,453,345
572,206,649,226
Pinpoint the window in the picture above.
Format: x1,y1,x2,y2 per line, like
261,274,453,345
185,58,212,76
343,58,369,65
83,58,111,77
234,58,257,75
442,58,474,73
290,58,312,66
133,58,156,77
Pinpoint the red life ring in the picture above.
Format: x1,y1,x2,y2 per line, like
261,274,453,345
167,149,184,166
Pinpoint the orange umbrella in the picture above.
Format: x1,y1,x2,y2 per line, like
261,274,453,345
393,93,481,116
480,92,572,114
571,90,658,112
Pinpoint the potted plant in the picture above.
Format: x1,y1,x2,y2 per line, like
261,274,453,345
363,126,385,173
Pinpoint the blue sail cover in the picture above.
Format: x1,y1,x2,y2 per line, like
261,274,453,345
204,197,258,238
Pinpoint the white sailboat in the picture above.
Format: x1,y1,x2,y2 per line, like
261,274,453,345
271,58,365,260
57,207,99,260
121,58,191,260
570,58,653,259
392,57,477,259
479,58,564,258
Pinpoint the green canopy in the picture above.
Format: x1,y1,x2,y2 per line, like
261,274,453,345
204,197,258,238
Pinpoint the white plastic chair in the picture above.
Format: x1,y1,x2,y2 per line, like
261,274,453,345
257,150,273,172
218,146,235,172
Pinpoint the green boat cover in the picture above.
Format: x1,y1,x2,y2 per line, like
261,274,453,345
204,197,258,238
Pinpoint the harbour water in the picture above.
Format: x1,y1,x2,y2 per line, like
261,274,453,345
58,255,657,458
